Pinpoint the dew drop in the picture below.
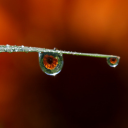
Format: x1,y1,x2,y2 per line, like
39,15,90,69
54,47,58,50
107,57,120,67
38,52,64,76
29,47,32,52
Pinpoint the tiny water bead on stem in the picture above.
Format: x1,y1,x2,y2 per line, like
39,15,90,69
0,44,120,76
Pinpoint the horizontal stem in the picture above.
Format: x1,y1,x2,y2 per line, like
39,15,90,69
0,45,120,59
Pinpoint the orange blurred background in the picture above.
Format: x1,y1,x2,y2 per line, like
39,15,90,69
0,0,127,128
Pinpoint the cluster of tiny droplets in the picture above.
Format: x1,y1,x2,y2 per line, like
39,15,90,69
0,45,24,53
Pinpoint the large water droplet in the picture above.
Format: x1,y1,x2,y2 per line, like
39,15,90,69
107,57,120,67
38,52,64,76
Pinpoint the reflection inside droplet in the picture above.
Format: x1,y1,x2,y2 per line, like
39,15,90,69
107,57,120,67
38,52,64,76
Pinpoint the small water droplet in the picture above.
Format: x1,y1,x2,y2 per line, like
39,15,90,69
6,44,13,53
29,47,32,52
15,49,18,52
107,57,120,67
6,44,10,47
4,48,7,52
54,47,58,50
38,52,64,76
20,45,24,52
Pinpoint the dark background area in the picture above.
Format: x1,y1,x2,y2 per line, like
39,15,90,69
0,0,127,128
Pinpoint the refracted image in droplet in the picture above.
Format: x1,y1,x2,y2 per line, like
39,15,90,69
38,52,64,76
107,57,120,67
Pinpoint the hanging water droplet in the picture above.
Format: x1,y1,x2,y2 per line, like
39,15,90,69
107,57,120,67
38,52,64,76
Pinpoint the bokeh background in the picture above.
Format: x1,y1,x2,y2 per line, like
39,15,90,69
0,0,127,128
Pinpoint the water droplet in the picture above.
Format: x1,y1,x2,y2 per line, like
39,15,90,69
38,52,64,76
54,47,58,50
6,44,10,47
107,57,120,67
29,47,32,52
15,49,18,52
